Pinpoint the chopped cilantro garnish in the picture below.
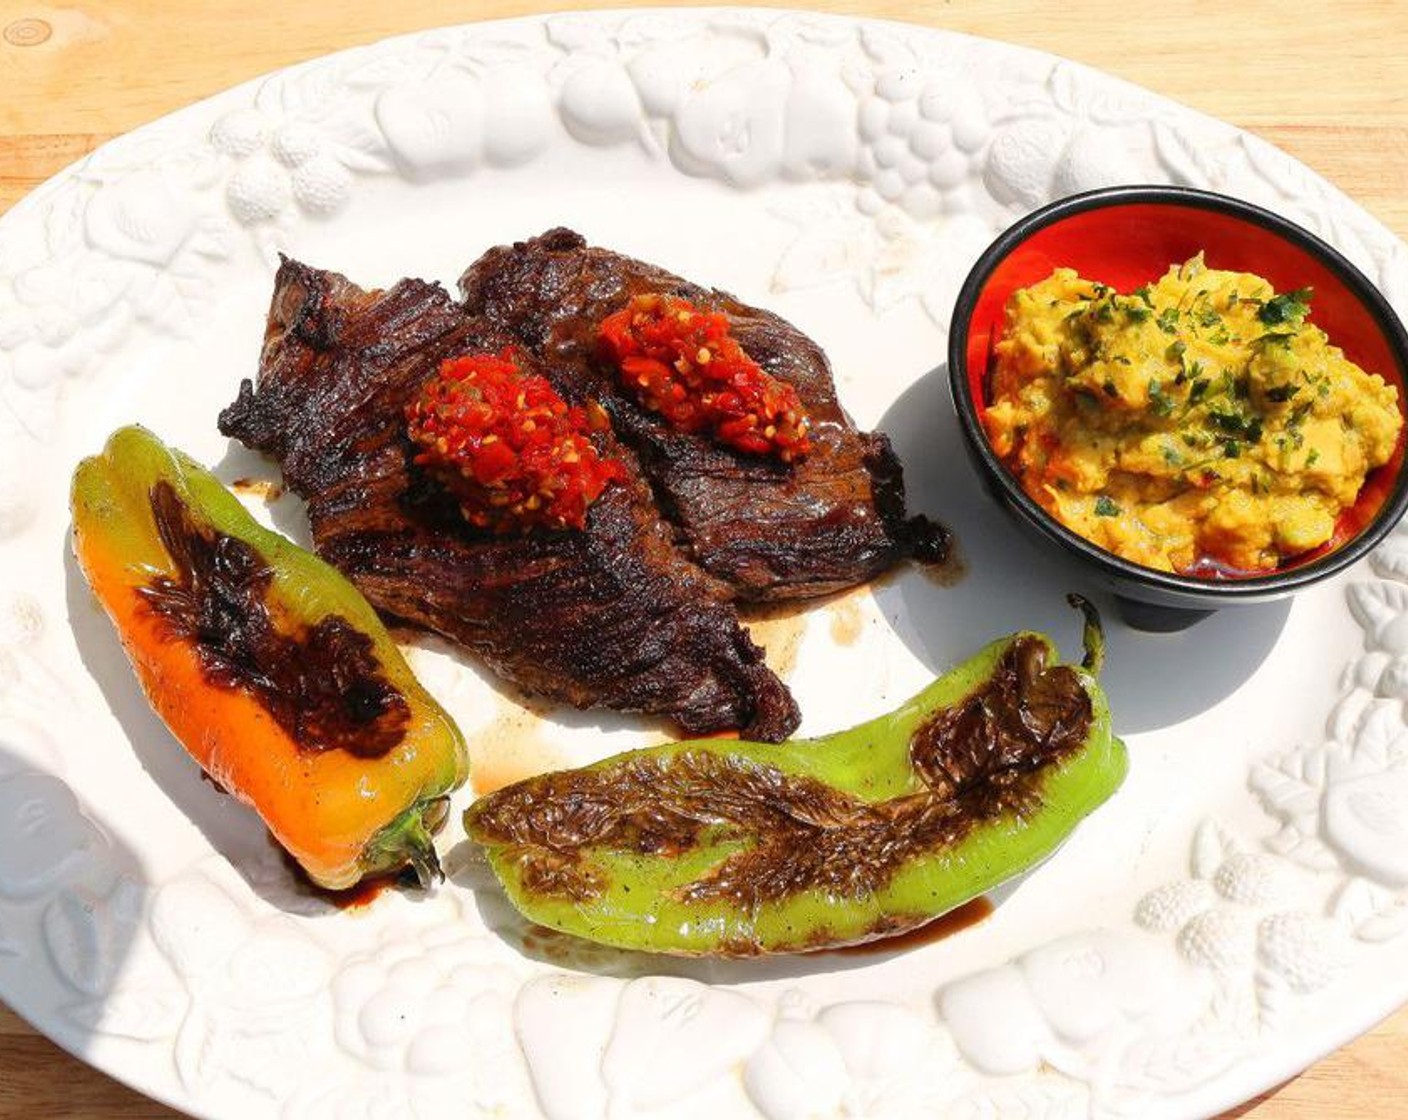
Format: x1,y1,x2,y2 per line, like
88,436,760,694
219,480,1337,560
1094,495,1121,517
1148,380,1175,418
1208,408,1262,444
1257,287,1313,327
1306,448,1321,467
1297,370,1332,399
1189,377,1211,404
1157,306,1180,334
1265,384,1300,404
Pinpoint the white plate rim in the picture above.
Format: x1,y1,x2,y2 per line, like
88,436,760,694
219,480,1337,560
3,9,1408,1117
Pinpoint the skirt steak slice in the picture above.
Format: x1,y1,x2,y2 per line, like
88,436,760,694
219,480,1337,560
218,258,800,741
459,228,948,601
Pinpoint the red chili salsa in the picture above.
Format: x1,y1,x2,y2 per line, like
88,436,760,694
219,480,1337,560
598,294,812,462
406,349,624,533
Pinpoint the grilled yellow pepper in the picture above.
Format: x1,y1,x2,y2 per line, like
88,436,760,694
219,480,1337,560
72,426,468,890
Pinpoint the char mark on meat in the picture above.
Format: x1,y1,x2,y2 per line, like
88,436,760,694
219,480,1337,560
458,228,948,601
219,257,799,742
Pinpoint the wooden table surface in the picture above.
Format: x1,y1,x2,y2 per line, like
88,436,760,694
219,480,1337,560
3,1,1407,1116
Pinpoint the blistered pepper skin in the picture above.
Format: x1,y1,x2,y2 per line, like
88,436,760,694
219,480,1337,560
466,615,1126,956
72,426,469,891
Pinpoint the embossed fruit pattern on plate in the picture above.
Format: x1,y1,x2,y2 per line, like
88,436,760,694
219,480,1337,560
4,10,1408,1118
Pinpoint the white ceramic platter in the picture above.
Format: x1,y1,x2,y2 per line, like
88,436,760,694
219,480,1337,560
5,10,1408,1118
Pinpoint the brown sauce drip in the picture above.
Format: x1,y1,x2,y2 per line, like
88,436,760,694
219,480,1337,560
828,589,865,647
738,600,809,681
470,636,1092,908
740,584,873,681
278,844,402,909
139,481,410,759
327,876,397,910
828,895,994,955
469,694,572,797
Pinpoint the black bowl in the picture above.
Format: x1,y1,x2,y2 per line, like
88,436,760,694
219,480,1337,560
948,186,1408,630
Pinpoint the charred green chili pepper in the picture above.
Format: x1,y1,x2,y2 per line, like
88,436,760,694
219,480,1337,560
72,426,469,891
465,597,1125,955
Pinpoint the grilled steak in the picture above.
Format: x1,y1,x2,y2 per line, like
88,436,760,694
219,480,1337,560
459,228,947,600
218,259,800,741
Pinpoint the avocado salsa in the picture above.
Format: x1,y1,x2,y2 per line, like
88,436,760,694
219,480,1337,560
983,255,1403,574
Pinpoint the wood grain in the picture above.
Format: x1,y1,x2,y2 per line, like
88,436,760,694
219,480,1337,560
2,1,1406,1117
0,1021,184,1119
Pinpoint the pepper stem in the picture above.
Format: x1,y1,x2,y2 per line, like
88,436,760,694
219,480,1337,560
363,798,448,889
1066,593,1105,676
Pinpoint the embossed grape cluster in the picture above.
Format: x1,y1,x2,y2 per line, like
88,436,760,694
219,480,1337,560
331,922,522,1077
855,68,990,222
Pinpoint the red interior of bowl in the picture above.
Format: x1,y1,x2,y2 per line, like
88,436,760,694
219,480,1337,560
962,200,1408,575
